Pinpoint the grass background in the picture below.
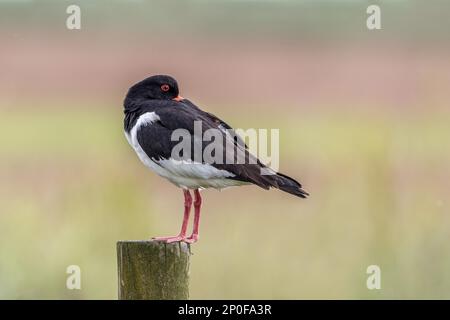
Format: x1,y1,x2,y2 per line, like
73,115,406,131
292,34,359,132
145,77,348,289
1,0,449,299
1,106,449,299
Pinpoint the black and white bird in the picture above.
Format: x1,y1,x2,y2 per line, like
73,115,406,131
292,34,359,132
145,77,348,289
124,75,308,243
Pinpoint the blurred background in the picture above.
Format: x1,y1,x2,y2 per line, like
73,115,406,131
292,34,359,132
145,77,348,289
1,0,449,299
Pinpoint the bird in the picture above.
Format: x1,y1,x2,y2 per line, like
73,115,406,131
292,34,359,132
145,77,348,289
123,75,308,243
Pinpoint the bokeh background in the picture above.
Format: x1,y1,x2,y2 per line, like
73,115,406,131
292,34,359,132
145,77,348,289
1,0,449,299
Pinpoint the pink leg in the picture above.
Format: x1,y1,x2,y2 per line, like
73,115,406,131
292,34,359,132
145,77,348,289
185,189,202,243
153,189,192,243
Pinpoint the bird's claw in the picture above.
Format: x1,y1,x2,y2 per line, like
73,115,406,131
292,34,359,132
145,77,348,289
152,235,186,243
152,234,199,244
184,234,199,244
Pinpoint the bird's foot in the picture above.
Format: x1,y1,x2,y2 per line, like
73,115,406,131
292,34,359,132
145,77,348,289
152,234,199,244
184,234,199,244
152,235,186,243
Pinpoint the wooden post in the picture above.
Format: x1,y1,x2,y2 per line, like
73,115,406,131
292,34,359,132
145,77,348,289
117,240,191,300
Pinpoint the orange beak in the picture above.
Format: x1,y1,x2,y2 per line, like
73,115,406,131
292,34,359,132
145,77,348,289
173,95,184,102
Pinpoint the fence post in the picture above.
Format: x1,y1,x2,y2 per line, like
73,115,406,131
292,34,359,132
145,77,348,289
117,240,191,300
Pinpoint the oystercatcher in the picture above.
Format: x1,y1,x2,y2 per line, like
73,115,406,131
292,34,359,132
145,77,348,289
124,75,308,243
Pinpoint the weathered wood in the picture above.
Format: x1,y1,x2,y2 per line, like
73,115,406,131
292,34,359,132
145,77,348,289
117,240,191,300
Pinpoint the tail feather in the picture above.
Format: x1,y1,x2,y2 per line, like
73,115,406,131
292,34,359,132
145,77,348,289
221,162,309,198
264,171,309,198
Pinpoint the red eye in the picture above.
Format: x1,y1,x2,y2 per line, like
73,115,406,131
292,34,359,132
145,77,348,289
161,84,170,92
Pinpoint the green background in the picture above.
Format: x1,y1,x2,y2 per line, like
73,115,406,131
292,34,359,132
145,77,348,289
0,0,449,299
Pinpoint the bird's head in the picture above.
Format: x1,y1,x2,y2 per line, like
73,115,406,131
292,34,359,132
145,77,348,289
125,75,184,103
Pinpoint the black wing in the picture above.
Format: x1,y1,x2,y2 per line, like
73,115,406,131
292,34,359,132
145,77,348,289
182,99,248,149
137,101,309,197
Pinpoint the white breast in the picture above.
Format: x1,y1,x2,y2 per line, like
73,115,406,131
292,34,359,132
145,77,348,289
125,112,247,190
125,112,167,177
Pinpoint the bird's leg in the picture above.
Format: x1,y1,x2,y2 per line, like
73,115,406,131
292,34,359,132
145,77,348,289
185,189,202,243
153,189,192,243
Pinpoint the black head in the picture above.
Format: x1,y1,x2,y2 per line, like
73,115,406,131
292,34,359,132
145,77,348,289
125,75,182,103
